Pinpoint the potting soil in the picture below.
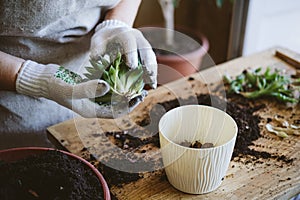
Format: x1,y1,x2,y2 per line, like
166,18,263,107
0,150,104,200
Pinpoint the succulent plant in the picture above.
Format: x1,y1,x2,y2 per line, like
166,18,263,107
84,52,145,105
54,52,146,105
224,67,300,104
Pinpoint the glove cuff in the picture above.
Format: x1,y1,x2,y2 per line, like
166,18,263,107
95,19,130,32
16,60,59,98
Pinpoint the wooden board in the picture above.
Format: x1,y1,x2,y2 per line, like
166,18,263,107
47,47,300,200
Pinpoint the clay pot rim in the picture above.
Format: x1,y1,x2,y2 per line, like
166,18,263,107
140,26,210,61
0,147,111,200
157,33,209,62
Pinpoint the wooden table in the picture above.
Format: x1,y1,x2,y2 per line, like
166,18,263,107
47,47,300,200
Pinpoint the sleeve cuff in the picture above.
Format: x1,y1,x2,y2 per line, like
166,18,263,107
16,60,58,98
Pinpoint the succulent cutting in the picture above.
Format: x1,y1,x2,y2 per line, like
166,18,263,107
85,52,146,104
224,67,300,104
55,52,146,105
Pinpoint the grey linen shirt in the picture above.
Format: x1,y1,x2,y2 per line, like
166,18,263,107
0,0,120,149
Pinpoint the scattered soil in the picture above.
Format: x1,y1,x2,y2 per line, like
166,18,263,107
0,150,104,200
154,93,294,164
104,131,159,151
94,93,295,188
85,131,160,188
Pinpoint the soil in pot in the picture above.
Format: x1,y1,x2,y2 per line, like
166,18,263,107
0,150,104,200
179,141,214,149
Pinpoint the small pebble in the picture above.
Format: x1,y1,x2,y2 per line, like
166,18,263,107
201,143,214,148
179,141,191,147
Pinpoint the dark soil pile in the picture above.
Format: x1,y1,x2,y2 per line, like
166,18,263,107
97,158,141,187
0,150,104,200
96,93,294,188
93,131,160,187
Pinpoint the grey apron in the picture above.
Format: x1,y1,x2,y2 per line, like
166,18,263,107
0,0,120,149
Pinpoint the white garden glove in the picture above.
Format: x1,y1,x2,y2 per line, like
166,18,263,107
90,19,157,89
16,60,144,118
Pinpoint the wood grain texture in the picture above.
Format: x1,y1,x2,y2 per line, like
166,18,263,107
47,47,300,200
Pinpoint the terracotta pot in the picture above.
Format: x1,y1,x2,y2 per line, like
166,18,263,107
140,27,209,85
0,147,111,200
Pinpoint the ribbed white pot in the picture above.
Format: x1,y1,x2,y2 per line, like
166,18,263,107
159,105,238,194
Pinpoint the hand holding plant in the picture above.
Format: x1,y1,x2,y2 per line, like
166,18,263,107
54,52,147,118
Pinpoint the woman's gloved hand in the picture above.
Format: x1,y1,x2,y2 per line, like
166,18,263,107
15,60,143,118
90,19,157,89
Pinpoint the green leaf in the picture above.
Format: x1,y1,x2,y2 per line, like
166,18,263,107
102,71,112,86
90,59,105,72
100,56,110,67
83,73,95,80
245,71,257,85
85,66,97,74
270,92,298,103
125,67,143,91
128,74,144,95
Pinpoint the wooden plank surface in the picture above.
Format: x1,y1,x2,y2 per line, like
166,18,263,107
47,47,300,200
